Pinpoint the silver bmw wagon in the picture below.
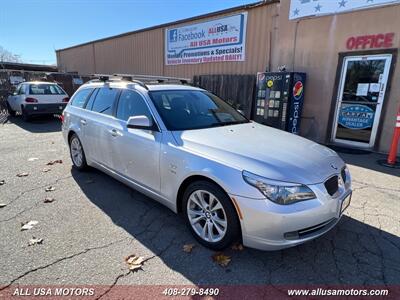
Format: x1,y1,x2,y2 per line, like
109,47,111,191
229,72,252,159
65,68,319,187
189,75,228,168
62,75,352,251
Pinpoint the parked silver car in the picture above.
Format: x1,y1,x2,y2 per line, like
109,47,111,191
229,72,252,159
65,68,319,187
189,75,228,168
62,75,352,251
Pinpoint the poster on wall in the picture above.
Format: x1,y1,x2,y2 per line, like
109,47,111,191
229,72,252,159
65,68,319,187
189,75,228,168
165,13,247,65
289,0,400,20
338,104,375,130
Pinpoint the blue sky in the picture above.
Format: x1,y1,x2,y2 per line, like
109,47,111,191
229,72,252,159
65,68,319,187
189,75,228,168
1,0,256,65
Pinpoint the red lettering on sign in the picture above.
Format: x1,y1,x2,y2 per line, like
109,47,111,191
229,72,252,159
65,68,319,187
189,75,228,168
346,33,394,50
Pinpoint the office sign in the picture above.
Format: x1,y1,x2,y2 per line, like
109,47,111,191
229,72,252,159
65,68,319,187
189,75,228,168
165,13,247,65
346,33,395,50
289,0,400,20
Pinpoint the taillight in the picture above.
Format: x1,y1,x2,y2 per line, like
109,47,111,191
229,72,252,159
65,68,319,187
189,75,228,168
25,97,38,103
62,97,70,103
60,114,64,123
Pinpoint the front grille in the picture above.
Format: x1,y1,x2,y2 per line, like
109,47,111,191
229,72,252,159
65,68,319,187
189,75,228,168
341,167,347,183
324,175,338,196
284,218,337,240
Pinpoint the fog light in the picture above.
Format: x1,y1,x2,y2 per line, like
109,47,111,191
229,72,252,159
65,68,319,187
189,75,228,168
284,231,299,240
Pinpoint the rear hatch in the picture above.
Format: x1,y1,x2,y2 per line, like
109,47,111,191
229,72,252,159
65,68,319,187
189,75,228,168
27,83,68,104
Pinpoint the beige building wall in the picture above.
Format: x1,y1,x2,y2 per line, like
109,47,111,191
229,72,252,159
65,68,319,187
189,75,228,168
56,2,279,78
273,1,400,153
56,1,400,154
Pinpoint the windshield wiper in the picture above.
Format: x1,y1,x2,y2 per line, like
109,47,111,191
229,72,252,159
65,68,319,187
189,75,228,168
210,120,248,127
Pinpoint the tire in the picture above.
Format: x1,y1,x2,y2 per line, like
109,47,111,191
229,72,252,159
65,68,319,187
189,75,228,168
69,134,88,171
182,181,241,250
21,106,31,121
6,102,16,117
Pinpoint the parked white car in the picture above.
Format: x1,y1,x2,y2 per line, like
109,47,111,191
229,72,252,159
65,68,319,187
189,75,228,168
7,81,69,120
62,75,352,251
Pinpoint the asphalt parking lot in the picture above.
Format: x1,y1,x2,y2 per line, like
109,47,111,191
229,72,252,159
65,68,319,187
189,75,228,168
0,117,399,295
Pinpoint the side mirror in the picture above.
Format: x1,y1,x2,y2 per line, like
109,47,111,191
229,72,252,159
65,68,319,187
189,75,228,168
126,115,153,129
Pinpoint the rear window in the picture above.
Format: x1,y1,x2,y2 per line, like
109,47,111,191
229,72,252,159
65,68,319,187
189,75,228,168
29,84,65,95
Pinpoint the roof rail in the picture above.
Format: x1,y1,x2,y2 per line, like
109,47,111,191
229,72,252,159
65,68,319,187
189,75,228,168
87,73,191,90
113,74,191,85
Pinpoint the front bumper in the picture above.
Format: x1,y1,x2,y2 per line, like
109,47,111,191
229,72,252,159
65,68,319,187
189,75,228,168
24,103,67,115
232,182,352,251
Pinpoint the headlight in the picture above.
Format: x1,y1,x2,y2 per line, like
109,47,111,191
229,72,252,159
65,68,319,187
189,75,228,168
242,171,316,205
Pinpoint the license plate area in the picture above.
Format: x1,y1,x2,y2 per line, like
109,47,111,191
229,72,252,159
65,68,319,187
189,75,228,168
341,193,352,214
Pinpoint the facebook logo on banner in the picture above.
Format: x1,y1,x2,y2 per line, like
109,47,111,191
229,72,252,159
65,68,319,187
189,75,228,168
169,29,178,42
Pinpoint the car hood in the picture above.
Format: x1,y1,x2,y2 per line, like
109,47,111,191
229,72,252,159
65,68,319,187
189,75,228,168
172,122,345,185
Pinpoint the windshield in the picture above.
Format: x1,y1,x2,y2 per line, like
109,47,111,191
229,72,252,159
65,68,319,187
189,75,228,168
29,84,66,95
149,90,249,131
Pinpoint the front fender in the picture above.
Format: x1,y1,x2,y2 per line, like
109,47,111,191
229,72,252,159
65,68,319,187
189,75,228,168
160,142,265,211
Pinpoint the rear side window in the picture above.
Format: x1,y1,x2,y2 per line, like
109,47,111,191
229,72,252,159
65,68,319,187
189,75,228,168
91,87,119,116
29,84,65,95
116,90,153,121
18,84,25,95
84,88,99,110
70,88,93,108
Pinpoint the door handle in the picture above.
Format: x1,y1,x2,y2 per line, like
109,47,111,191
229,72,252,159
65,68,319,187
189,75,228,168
80,119,87,125
109,129,122,137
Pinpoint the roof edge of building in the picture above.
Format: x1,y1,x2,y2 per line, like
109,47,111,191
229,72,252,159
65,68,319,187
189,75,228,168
56,0,278,52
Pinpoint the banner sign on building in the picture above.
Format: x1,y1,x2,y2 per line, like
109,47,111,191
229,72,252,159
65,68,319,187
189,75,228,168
165,13,247,65
289,0,400,20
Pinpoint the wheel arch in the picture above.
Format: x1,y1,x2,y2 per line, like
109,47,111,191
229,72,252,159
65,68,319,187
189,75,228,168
176,174,242,222
67,130,77,143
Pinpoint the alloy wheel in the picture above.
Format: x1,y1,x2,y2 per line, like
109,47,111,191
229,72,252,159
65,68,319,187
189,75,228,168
70,137,83,167
186,190,227,243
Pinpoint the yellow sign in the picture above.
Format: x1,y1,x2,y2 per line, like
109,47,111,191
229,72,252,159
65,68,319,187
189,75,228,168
267,80,273,88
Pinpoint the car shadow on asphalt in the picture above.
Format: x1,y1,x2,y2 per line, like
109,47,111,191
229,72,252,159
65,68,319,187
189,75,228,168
5,115,61,133
71,167,400,285
338,152,400,177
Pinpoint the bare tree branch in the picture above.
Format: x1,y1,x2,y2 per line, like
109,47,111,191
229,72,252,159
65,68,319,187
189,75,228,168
0,46,22,63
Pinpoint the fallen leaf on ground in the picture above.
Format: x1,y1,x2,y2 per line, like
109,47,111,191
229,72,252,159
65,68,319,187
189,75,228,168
0,203,7,208
45,186,56,192
85,179,94,184
28,237,43,246
21,220,39,231
183,244,195,253
27,157,39,162
46,160,63,165
0,179,5,185
231,243,244,251
42,168,51,173
125,255,145,271
212,252,231,267
16,172,29,177
43,197,55,203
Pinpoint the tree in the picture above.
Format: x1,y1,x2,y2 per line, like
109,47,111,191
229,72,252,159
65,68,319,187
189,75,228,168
0,46,21,63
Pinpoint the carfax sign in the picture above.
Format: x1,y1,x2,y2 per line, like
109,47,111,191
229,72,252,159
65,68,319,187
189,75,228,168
338,104,375,130
165,13,247,65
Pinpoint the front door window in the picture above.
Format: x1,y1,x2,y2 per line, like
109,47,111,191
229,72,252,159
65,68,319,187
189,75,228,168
332,54,392,148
